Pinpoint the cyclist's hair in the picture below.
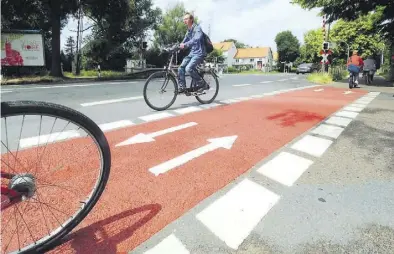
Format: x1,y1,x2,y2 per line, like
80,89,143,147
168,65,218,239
184,12,194,22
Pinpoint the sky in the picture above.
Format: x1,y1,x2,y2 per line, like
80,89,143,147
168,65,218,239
60,0,323,52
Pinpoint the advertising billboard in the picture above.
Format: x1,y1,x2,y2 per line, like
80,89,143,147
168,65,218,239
1,30,45,66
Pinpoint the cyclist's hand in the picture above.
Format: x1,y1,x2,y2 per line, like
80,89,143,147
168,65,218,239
180,43,185,49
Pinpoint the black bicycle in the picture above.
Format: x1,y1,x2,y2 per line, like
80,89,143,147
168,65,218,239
1,100,111,253
143,44,220,111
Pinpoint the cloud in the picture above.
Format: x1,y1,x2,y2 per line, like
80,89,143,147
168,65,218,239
61,0,323,52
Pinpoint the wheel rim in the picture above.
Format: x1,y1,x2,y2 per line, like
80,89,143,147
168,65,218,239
1,110,105,253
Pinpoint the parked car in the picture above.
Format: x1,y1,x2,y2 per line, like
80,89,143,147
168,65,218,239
296,63,318,74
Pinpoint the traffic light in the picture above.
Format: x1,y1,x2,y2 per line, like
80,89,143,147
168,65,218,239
323,42,329,50
142,41,147,49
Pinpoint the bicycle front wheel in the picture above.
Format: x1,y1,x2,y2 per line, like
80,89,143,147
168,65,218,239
1,100,111,254
143,71,178,111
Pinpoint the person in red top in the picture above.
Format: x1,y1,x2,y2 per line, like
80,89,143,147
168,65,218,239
347,50,364,87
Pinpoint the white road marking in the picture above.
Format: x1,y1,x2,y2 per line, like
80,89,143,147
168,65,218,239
343,91,353,95
335,110,359,119
368,92,380,96
250,94,265,98
196,178,280,250
81,96,143,106
260,81,273,84
311,123,345,139
149,135,238,176
116,122,197,146
325,116,353,127
220,99,238,104
277,79,288,82
144,234,190,254
314,88,324,92
291,135,333,157
139,112,174,122
174,106,202,114
98,120,134,131
19,130,81,149
233,84,253,87
0,90,13,93
350,103,367,109
11,82,137,90
199,103,221,109
343,106,363,112
234,97,252,101
256,152,314,186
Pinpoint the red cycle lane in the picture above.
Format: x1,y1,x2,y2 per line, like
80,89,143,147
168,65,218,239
40,87,366,253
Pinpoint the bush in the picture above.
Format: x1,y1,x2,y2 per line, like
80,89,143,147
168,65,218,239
307,72,333,84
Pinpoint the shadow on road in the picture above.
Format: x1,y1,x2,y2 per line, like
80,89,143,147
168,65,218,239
54,203,162,253
267,110,325,127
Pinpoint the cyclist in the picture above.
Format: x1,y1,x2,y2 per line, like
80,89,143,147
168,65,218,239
178,12,207,93
363,55,377,82
347,50,364,87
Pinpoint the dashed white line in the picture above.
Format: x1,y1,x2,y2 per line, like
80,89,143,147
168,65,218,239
311,123,345,139
220,99,238,104
277,79,288,82
257,151,314,186
98,120,134,131
233,84,253,87
234,97,252,101
81,96,143,106
174,106,202,114
199,103,221,109
260,81,273,84
196,178,280,250
144,234,190,254
314,88,324,92
291,135,333,157
343,106,363,112
335,110,359,119
19,130,81,149
139,112,174,122
350,103,367,109
325,116,353,127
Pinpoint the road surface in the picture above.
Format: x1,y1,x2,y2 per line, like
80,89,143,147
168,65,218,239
1,73,393,254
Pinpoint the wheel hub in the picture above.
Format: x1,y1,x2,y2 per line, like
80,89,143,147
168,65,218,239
8,173,36,198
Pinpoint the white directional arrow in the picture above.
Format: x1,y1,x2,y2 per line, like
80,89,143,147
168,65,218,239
115,122,198,146
343,91,353,95
149,135,238,176
314,88,324,92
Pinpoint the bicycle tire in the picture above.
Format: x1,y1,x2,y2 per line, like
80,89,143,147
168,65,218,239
1,100,111,254
195,70,219,104
143,71,178,111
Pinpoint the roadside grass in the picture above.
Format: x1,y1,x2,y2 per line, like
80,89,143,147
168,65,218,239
306,72,333,85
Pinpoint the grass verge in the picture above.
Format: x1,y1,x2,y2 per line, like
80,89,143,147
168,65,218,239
306,72,333,85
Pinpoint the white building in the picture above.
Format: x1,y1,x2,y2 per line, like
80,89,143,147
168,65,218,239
212,41,237,67
233,47,274,71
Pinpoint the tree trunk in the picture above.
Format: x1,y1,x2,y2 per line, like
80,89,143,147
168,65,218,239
50,0,62,77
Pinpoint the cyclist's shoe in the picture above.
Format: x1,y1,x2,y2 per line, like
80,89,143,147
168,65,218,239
178,86,187,94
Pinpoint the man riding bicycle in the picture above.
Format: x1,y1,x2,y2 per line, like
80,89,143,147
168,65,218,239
347,50,364,87
178,12,208,93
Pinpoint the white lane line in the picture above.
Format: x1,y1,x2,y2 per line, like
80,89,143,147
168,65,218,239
81,96,143,106
250,94,265,98
350,103,367,109
19,130,81,148
144,234,190,254
196,178,280,250
325,116,353,127
233,84,253,87
139,112,174,122
277,79,288,82
314,88,324,92
0,90,13,93
256,152,314,187
260,81,273,84
368,92,380,96
220,99,238,104
199,103,221,109
290,77,298,80
99,120,134,131
234,97,252,101
335,110,359,119
343,106,363,112
174,106,202,114
290,135,333,157
8,82,138,90
311,124,345,139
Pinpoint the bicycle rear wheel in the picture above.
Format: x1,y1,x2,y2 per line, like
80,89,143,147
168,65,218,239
143,71,178,111
195,70,219,104
1,100,111,253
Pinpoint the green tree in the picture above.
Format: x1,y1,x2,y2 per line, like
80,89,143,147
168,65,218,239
330,13,385,60
206,48,225,63
153,3,199,48
275,30,300,63
300,28,324,63
222,39,249,48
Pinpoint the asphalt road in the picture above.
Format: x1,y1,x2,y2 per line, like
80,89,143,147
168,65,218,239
1,74,393,254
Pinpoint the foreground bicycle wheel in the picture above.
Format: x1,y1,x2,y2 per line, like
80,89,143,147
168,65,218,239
1,101,111,254
143,71,178,111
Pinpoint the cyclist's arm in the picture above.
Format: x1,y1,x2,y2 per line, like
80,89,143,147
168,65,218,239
181,32,188,44
184,26,203,48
